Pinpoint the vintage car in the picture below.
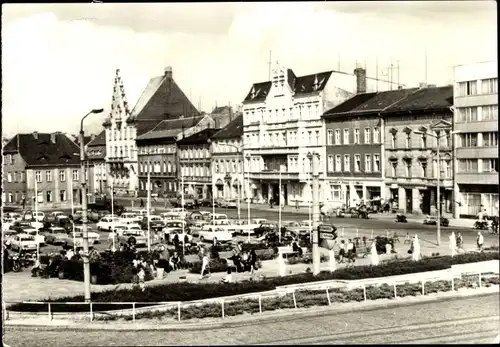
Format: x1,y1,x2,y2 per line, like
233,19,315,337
281,221,310,238
198,226,233,243
187,220,209,237
10,234,38,252
96,216,122,231
163,221,187,239
47,211,70,224
43,227,69,245
231,219,260,236
423,215,450,227
225,199,238,209
118,226,148,247
253,223,279,238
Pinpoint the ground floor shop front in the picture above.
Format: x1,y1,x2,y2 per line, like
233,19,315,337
137,176,177,198
456,184,499,218
384,184,453,216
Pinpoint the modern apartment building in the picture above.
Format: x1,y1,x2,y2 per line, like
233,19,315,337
453,61,499,218
242,64,368,206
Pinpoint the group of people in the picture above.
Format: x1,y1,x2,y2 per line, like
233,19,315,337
230,241,258,275
337,239,357,264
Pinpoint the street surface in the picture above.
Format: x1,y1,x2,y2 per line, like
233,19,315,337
4,293,499,345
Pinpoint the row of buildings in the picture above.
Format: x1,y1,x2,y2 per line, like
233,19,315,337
3,61,498,219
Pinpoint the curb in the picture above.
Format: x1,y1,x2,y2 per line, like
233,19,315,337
5,286,499,331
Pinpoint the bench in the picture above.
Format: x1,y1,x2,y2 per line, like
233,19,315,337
278,246,307,259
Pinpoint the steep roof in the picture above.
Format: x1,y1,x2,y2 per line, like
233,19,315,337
243,81,272,102
382,86,454,114
211,115,243,140
322,88,420,119
3,133,81,167
130,70,200,135
87,130,106,147
177,128,220,146
136,116,205,141
211,106,232,114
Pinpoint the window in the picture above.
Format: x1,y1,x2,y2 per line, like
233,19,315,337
457,107,478,122
327,130,333,145
85,169,88,181
344,155,350,171
443,160,452,178
10,155,14,164
331,185,341,201
365,154,372,172
315,131,320,145
391,161,397,177
482,105,498,121
45,170,52,182
354,129,360,144
36,191,43,203
307,131,312,145
373,154,380,172
364,128,371,144
72,169,79,181
458,159,478,172
391,133,396,148
334,129,341,144
405,132,411,149
8,193,13,203
481,78,498,94
59,170,66,182
404,159,412,177
343,129,349,144
460,133,478,147
46,191,52,202
13,172,17,182
421,134,427,148
420,162,427,177
35,171,42,183
354,155,361,172
482,132,498,147
215,161,220,173
335,155,341,172
19,172,24,182
483,158,499,173
373,127,380,144
458,80,478,96
328,155,334,172
7,173,12,182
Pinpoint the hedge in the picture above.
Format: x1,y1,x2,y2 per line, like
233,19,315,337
99,275,500,321
8,251,498,313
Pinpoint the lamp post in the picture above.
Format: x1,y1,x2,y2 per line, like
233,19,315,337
307,152,321,275
415,121,456,247
278,165,282,244
245,153,252,242
34,176,40,262
79,108,104,303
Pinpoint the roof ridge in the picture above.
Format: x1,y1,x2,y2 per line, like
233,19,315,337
380,88,422,112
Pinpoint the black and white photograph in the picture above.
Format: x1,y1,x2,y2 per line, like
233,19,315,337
2,1,499,345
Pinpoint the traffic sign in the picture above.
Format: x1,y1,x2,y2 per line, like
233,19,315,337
320,232,334,240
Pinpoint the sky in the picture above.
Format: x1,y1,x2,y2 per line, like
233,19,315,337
2,1,497,138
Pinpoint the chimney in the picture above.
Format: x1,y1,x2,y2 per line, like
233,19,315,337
50,133,57,144
164,66,172,79
33,131,38,140
354,68,367,94
419,82,428,88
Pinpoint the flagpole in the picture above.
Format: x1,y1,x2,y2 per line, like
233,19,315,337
111,176,115,251
147,170,151,252
70,173,76,254
212,164,215,216
34,176,40,262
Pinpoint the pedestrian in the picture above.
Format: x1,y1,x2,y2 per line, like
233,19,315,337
338,240,346,263
269,197,273,209
249,249,258,275
173,233,180,249
170,251,180,271
346,239,355,264
140,198,144,208
199,247,211,280
476,231,484,252
295,200,299,211
456,232,464,252
138,266,146,291
66,248,74,261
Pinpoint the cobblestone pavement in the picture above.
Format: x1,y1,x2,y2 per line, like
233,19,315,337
4,293,499,346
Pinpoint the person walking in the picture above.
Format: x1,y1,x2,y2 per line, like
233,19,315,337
338,240,346,263
199,247,211,280
346,239,355,264
140,198,144,208
249,249,258,276
476,231,484,252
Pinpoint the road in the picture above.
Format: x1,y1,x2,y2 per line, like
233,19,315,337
4,293,499,345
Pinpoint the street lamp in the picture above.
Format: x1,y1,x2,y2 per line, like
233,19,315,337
414,121,458,247
307,151,321,275
80,108,104,303
245,153,252,242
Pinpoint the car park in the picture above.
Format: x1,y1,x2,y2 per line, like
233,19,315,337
10,234,38,252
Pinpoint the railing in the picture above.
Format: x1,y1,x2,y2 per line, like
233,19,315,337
5,266,497,323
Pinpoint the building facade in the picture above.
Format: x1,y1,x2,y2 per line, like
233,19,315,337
242,64,392,206
3,132,90,210
453,61,499,218
2,136,28,207
382,86,454,215
210,115,244,200
322,92,388,209
103,69,138,196
135,115,215,197
86,131,107,195
177,129,220,199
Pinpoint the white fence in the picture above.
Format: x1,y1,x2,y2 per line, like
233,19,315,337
5,262,498,323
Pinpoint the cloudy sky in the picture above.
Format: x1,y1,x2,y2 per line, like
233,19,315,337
2,1,497,137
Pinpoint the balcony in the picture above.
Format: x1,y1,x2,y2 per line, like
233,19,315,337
249,170,299,181
456,147,499,159
180,176,211,183
454,120,498,133
248,146,299,155
454,94,497,108
456,172,498,185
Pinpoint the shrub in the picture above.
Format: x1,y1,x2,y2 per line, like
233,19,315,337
189,258,228,274
10,251,499,313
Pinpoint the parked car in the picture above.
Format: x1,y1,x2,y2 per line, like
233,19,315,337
47,211,70,224
10,234,38,252
43,227,69,245
225,199,238,209
200,198,215,207
25,228,46,246
118,226,148,247
198,227,233,243
232,219,260,236
27,211,45,222
3,230,18,247
187,220,209,238
71,210,99,223
254,223,278,238
96,216,121,231
281,221,310,238
73,226,100,244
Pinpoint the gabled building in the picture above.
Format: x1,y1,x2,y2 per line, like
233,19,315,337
210,115,244,200
135,115,215,197
210,105,236,129
241,63,388,206
2,132,91,209
453,61,498,218
86,131,107,195
177,128,220,199
381,86,454,215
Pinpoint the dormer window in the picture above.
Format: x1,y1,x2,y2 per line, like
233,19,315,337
312,75,319,91
250,87,256,99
